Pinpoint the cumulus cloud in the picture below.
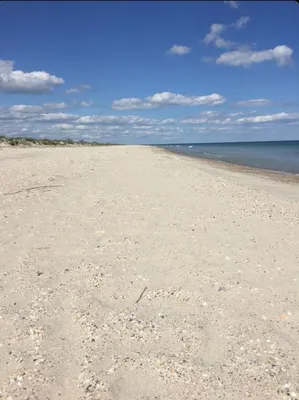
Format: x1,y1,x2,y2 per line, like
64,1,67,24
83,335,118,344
142,92,225,106
237,112,299,123
180,111,299,126
9,105,44,113
0,60,64,94
66,84,91,94
3,101,298,142
112,97,156,110
181,118,209,125
203,17,294,71
44,119,177,141
0,106,159,127
43,102,67,110
33,113,78,123
161,118,176,124
181,117,232,125
203,16,250,51
224,1,239,9
216,45,294,67
200,111,220,118
76,115,154,125
75,125,89,130
166,45,191,56
236,99,272,106
203,24,235,49
112,92,226,110
9,103,67,114
52,123,74,130
214,37,236,49
272,46,294,66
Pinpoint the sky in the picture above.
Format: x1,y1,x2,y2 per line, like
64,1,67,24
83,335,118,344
0,0,298,144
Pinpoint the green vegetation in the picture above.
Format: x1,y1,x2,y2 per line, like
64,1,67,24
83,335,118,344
0,135,115,147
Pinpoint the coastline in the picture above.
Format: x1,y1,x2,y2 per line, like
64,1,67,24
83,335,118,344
156,145,299,185
1,145,298,399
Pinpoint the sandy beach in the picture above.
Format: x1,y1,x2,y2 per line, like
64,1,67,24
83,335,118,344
0,145,298,400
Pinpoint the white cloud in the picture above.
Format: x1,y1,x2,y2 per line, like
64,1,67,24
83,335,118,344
214,37,236,49
236,99,272,106
190,126,209,132
272,46,294,66
237,112,299,123
148,92,225,106
34,113,78,123
209,23,226,35
42,119,178,141
3,102,298,143
224,1,239,9
219,118,232,125
181,118,209,125
43,102,67,110
52,123,74,130
203,24,235,49
111,97,155,110
180,111,299,126
75,100,94,107
0,60,64,94
216,45,293,67
167,45,191,56
9,102,67,114
10,105,43,113
203,16,250,51
161,118,176,124
234,16,250,29
79,85,91,90
181,117,232,125
76,125,89,130
229,112,244,117
76,115,154,125
66,84,91,94
66,88,79,94
112,92,226,110
80,101,93,107
132,125,152,131
203,18,253,65
200,110,220,118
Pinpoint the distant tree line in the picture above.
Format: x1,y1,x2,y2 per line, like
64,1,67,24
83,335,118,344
0,135,117,147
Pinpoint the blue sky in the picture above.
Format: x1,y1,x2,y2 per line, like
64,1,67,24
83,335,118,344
0,0,298,144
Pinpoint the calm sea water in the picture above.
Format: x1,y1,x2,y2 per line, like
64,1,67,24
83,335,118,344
159,141,299,175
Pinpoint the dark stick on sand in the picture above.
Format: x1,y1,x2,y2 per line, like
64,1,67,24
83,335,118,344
135,287,147,304
4,185,62,196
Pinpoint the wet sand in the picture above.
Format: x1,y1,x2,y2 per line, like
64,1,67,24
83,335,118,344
0,145,298,399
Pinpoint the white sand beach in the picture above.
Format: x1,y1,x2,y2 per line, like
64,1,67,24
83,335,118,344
0,145,298,400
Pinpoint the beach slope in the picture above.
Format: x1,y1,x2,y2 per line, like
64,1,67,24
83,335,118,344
0,145,298,399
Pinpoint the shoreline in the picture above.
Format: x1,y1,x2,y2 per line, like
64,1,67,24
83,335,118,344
156,146,299,185
2,142,299,185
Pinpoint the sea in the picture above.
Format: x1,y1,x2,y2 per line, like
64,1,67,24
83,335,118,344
159,141,299,175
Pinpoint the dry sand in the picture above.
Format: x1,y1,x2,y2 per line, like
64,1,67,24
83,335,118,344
0,145,298,400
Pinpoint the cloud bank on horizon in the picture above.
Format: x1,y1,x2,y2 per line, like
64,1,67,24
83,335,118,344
0,1,297,144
